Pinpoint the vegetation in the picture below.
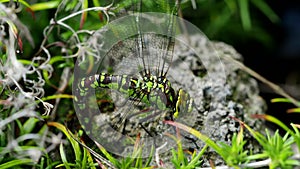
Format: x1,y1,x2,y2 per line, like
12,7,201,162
0,0,299,168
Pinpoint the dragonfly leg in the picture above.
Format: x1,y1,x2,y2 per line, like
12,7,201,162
140,123,155,137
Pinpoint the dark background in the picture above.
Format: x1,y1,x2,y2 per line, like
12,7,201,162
238,1,300,126
183,0,300,128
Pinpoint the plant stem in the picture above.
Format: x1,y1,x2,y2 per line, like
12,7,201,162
222,54,300,108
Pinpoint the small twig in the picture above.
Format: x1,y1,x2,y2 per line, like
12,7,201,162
222,54,300,108
7,76,33,98
35,4,113,57
35,24,55,57
155,142,168,168
239,158,271,168
58,6,113,23
198,154,300,169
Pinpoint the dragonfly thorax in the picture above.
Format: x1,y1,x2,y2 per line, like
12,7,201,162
135,74,176,111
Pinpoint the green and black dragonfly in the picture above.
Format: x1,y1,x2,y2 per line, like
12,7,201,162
74,0,195,153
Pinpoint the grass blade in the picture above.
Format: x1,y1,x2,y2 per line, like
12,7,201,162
0,159,33,169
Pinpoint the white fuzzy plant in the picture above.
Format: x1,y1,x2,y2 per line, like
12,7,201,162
0,2,53,162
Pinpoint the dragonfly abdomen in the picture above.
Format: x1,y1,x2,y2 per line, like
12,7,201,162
78,73,193,117
79,73,135,89
97,73,135,91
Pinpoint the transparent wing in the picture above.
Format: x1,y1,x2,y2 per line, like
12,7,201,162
91,33,168,124
135,0,178,78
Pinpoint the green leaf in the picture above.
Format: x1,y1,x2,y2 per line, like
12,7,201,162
0,159,33,169
285,159,300,166
47,122,82,161
205,5,232,37
29,1,60,11
238,0,251,30
59,142,71,169
23,118,40,134
287,108,300,113
41,94,74,102
0,0,31,9
187,144,207,167
254,115,294,137
165,121,223,158
94,141,119,167
271,98,292,103
251,0,280,23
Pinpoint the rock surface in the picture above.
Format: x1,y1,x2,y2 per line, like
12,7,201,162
162,33,268,167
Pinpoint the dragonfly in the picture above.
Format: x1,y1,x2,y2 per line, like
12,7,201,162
74,0,196,156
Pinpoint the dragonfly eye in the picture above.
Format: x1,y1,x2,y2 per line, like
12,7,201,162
157,77,161,83
143,76,149,82
158,77,165,84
